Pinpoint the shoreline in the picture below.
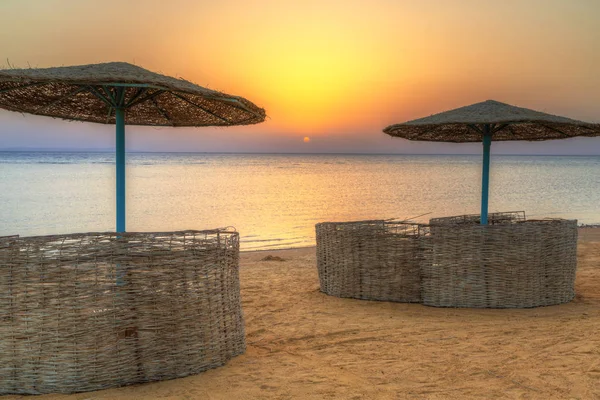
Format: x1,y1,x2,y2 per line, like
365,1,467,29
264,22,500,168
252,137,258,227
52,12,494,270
241,244,316,254
243,226,600,253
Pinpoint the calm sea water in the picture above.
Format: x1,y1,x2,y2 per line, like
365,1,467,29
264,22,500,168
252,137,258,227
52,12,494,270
1,152,599,250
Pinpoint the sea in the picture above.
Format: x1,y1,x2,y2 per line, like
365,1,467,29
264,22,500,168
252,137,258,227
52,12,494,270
1,151,599,250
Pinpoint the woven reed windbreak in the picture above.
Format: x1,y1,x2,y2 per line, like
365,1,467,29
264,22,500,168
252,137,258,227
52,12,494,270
429,211,526,225
316,220,429,303
422,219,578,308
0,229,244,395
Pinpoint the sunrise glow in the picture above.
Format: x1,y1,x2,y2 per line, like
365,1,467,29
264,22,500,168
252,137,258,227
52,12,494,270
0,0,598,153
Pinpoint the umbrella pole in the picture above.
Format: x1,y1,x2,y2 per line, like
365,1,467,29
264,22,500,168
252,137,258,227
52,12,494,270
480,124,492,225
115,103,141,374
115,107,126,288
116,108,126,233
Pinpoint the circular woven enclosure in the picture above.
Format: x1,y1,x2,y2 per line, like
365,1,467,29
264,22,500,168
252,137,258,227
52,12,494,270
422,219,578,308
0,229,244,395
316,220,429,303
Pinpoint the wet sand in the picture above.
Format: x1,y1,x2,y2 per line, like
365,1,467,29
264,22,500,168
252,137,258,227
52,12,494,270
6,228,600,399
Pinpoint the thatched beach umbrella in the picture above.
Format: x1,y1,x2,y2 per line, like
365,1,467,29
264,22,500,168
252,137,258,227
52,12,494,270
384,100,600,224
0,62,266,232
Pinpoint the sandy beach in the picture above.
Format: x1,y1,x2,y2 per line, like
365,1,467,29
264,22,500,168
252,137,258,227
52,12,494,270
4,228,600,400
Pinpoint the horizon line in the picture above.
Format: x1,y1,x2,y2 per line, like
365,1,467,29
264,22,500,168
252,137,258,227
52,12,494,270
0,149,599,157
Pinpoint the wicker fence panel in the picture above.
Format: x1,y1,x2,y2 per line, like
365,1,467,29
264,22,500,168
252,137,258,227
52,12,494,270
422,219,578,308
429,211,526,225
316,220,428,303
0,230,244,395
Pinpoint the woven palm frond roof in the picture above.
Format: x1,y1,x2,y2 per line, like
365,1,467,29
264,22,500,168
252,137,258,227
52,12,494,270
384,100,599,143
0,62,266,127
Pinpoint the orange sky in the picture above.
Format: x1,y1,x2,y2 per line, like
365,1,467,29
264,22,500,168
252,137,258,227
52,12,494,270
0,0,599,153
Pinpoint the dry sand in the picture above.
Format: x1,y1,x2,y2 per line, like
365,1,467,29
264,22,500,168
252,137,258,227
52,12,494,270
6,228,600,399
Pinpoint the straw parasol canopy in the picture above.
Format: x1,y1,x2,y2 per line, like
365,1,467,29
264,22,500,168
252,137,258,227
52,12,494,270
0,62,265,126
384,100,599,142
383,100,600,224
0,62,266,232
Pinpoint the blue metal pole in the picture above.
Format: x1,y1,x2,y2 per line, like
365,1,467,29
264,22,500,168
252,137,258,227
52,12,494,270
481,125,492,225
116,108,126,233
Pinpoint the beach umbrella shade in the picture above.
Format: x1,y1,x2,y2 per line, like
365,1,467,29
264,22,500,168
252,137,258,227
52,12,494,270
383,100,600,224
0,62,266,232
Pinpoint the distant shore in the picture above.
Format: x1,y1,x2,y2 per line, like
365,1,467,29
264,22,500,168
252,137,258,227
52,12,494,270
3,149,600,156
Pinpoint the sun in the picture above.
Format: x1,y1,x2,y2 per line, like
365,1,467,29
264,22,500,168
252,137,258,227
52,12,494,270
303,137,310,143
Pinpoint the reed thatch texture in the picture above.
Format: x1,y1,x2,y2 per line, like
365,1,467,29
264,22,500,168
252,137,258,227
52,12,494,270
0,229,244,395
383,100,600,142
430,211,526,225
315,220,429,303
0,62,265,126
422,219,578,308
